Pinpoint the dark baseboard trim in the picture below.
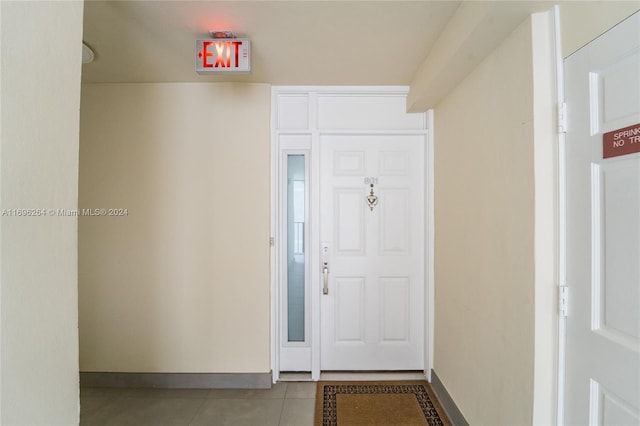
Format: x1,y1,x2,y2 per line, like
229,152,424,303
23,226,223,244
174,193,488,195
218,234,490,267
430,369,469,426
80,372,273,389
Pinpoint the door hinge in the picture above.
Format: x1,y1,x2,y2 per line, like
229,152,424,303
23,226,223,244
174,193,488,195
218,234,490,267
269,237,275,247
557,102,567,134
559,285,569,317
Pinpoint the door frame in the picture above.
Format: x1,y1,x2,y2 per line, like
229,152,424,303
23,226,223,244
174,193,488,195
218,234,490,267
270,86,434,382
554,5,568,424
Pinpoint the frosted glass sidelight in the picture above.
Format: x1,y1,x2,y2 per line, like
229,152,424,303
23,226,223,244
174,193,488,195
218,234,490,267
287,155,305,342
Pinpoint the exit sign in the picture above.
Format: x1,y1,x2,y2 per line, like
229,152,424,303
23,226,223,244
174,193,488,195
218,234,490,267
196,38,251,74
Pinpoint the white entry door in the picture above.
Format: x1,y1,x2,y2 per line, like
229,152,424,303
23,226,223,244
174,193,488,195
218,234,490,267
320,133,424,370
564,13,640,425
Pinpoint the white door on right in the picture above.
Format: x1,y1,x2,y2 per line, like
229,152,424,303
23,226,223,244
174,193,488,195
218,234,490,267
564,12,640,426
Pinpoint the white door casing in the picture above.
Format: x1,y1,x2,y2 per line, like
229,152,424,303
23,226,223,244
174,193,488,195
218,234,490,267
271,87,430,378
320,134,425,370
564,13,640,426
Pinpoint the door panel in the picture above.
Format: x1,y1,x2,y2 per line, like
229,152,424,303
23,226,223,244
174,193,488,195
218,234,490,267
590,380,639,426
592,160,640,349
379,189,410,255
320,134,424,371
334,189,366,254
564,12,640,425
334,277,366,342
379,277,410,342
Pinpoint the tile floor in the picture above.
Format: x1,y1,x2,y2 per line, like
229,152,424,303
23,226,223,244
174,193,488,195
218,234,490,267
80,382,316,426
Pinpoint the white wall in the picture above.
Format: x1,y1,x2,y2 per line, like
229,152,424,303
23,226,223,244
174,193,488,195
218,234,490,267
1,1,83,424
433,17,536,425
79,83,271,373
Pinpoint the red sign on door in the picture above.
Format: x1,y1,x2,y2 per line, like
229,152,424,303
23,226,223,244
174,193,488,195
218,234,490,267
603,123,640,159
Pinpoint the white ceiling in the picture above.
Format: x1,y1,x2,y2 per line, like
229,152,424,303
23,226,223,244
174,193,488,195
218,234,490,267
81,0,562,108
81,1,463,84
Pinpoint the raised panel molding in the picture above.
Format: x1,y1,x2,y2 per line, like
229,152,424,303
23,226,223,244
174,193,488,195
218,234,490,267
277,95,309,130
379,277,410,342
590,50,640,135
334,151,365,176
379,151,410,176
591,159,640,351
379,189,410,255
334,189,365,255
279,133,312,150
317,94,425,130
275,87,428,133
590,379,640,426
335,277,365,343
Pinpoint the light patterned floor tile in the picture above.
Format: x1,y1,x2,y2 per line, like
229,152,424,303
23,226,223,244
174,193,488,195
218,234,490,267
279,398,315,426
190,398,284,426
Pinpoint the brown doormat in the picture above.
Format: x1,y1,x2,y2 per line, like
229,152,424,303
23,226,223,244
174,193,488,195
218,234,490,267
315,381,451,426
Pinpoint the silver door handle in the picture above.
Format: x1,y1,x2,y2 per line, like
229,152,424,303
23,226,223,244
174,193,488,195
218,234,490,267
322,262,329,295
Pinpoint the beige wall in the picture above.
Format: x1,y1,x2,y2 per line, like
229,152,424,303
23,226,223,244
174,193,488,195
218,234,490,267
433,17,536,425
560,1,640,58
1,1,83,424
79,83,271,373
429,4,639,424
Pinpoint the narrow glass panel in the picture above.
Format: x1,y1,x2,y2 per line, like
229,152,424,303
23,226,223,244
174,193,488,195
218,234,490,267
287,155,305,342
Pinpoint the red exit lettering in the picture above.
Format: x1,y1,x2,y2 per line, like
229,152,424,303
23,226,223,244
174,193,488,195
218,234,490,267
198,41,242,68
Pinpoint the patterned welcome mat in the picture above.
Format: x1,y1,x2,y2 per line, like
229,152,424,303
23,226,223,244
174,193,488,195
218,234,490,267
315,381,451,426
